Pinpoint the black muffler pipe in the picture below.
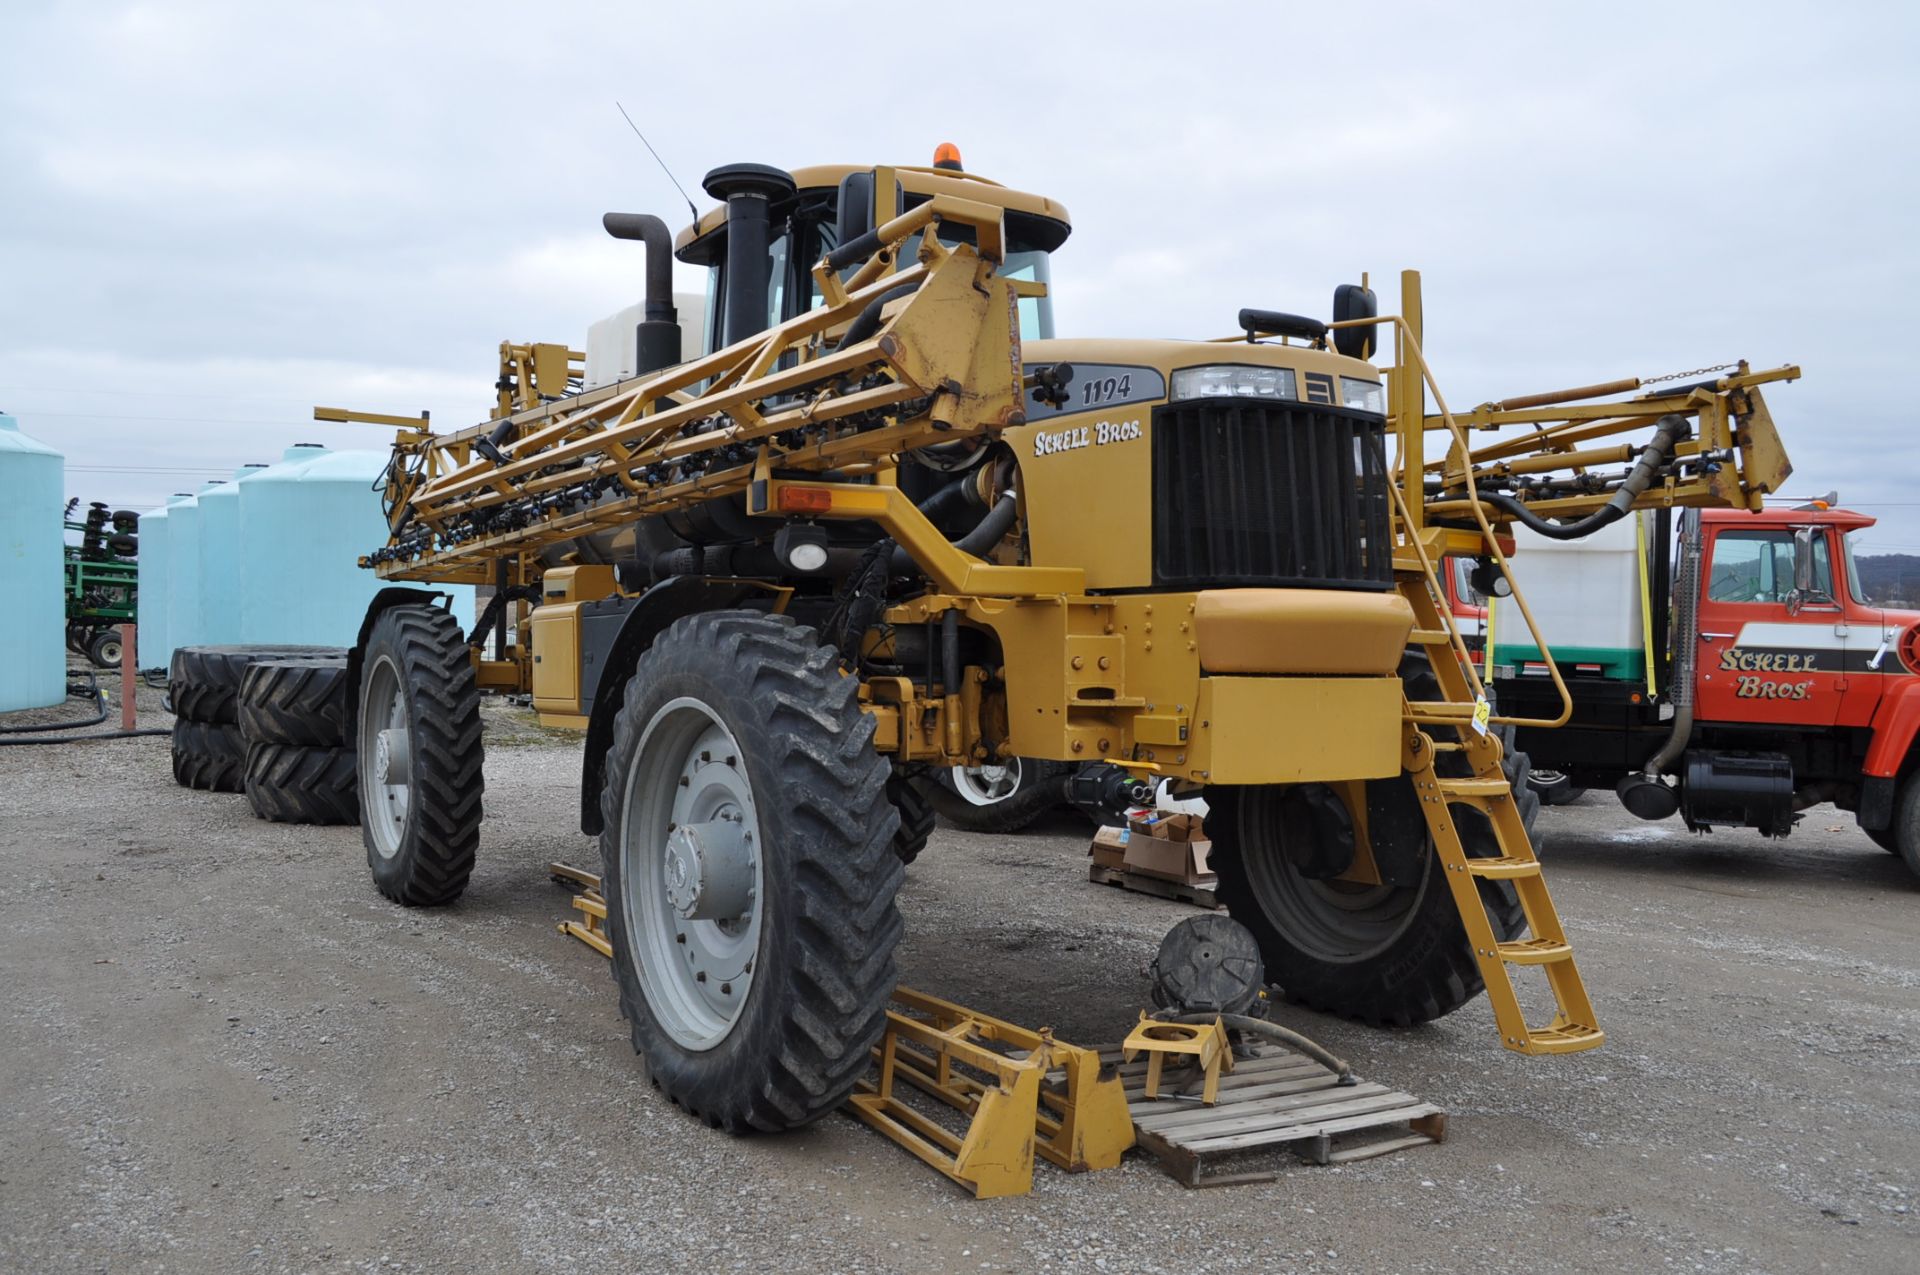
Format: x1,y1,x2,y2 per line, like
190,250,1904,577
602,211,682,375
701,163,796,350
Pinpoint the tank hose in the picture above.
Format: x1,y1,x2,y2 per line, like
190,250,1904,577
1477,414,1691,541
1151,1010,1357,1085
0,672,109,734
0,728,170,747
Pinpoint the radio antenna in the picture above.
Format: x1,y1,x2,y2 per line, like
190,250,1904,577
615,102,699,225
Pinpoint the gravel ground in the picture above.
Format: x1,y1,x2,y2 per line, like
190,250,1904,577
2,675,1915,1274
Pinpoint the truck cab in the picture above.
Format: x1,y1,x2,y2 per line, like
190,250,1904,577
1494,502,1920,872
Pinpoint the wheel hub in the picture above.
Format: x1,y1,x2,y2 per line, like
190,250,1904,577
663,818,754,921
373,727,411,786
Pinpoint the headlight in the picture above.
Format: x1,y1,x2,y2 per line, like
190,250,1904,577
1340,376,1385,414
1170,365,1297,402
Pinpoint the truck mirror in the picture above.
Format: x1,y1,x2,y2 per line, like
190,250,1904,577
1792,527,1815,596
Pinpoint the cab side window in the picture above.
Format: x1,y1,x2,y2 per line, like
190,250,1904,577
1706,530,1832,604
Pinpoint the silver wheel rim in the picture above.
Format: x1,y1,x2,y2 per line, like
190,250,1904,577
359,653,410,859
949,758,1024,806
1242,807,1425,964
620,697,763,1051
1530,769,1567,786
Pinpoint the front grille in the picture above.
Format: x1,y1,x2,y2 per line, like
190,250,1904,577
1152,401,1392,590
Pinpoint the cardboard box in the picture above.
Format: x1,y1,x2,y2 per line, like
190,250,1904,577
1122,833,1214,884
1089,825,1130,870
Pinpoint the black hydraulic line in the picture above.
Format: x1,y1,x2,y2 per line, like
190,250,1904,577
0,728,170,746
1152,1010,1356,1085
0,673,109,733
940,608,960,696
889,490,1017,576
1476,414,1691,541
833,284,918,353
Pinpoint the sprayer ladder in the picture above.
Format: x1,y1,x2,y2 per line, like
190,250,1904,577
1401,579,1604,1055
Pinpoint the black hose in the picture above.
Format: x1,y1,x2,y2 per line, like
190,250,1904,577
0,728,170,746
940,608,960,696
1478,414,1691,541
833,284,917,352
0,673,109,733
889,491,1017,576
1152,1010,1357,1084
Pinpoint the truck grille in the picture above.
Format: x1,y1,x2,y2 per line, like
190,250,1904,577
1152,401,1392,590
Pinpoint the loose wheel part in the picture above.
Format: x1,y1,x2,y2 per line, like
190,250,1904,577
1208,654,1531,1028
87,628,123,669
1530,769,1587,806
239,659,350,747
171,719,245,792
357,606,483,906
1149,915,1266,1016
918,756,1069,833
599,610,903,1132
170,644,347,725
246,743,358,825
887,773,937,865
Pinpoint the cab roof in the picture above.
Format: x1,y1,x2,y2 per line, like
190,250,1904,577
672,163,1071,256
1705,505,1876,532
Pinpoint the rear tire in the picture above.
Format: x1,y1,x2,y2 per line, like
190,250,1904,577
598,611,902,1132
356,607,482,906
1209,654,1531,1027
246,743,358,824
171,720,245,792
919,757,1069,833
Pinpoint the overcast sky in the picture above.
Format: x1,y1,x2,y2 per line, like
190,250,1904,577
4,2,1916,555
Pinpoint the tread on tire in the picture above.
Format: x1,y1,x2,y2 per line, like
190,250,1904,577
171,719,245,792
246,743,358,825
240,659,350,747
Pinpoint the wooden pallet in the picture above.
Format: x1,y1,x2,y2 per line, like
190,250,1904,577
1087,863,1221,910
1099,1043,1445,1187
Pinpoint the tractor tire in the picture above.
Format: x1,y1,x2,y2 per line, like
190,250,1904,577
171,720,245,793
170,644,347,725
888,774,938,865
1530,769,1588,806
598,611,903,1132
239,659,350,747
356,606,483,907
918,757,1071,833
86,628,123,670
1208,653,1531,1028
245,743,358,825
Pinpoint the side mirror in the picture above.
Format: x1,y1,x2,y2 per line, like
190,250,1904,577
1792,527,1816,596
1332,283,1377,360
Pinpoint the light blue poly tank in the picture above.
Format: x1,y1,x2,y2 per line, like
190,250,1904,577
167,483,221,654
0,412,66,711
239,448,471,646
135,492,193,668
197,463,266,645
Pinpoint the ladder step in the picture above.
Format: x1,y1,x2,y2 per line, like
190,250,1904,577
1465,856,1540,880
1409,629,1454,645
1497,938,1573,965
1436,778,1511,798
1520,1023,1606,1055
1406,703,1475,720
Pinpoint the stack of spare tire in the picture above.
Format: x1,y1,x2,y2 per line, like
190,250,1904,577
169,645,360,825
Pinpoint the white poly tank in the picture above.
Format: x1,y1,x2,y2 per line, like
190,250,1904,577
197,463,266,645
1491,511,1651,680
0,412,66,711
135,492,194,668
167,482,221,654
239,448,471,646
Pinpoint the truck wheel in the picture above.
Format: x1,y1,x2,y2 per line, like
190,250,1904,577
1529,769,1587,806
356,607,483,906
598,611,902,1132
246,743,358,825
919,757,1070,833
1209,654,1530,1027
1893,776,1920,877
86,628,123,669
888,775,937,865
171,720,245,792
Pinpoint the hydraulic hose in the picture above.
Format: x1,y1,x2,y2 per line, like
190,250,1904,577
1152,1011,1357,1085
833,284,917,352
890,490,1017,576
0,729,170,746
0,673,108,733
1479,414,1691,541
1642,508,1703,780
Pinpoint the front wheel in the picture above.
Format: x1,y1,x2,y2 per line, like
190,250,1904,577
356,606,483,906
599,611,903,1132
87,628,123,669
918,757,1071,833
1892,774,1920,879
